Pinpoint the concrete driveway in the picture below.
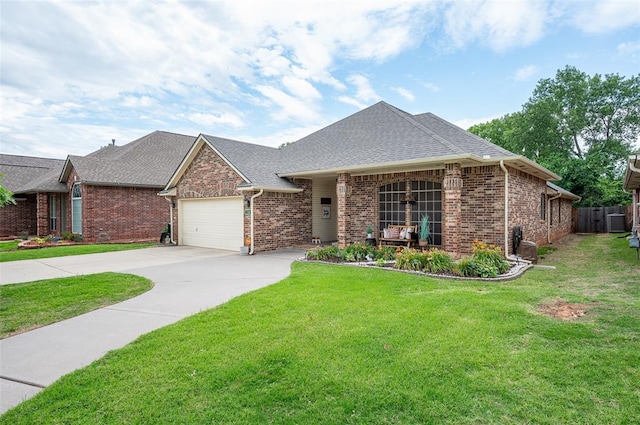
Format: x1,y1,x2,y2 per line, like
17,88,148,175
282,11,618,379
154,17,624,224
0,246,304,414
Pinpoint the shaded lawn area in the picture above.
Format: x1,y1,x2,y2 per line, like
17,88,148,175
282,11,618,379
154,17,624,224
2,234,639,424
0,242,155,262
0,273,153,338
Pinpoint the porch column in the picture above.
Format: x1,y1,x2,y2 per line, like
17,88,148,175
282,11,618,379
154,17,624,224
36,193,48,237
443,163,463,257
337,172,352,248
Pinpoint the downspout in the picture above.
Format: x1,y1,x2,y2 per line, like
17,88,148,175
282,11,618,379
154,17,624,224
249,189,264,255
163,196,175,244
547,193,561,244
499,161,510,256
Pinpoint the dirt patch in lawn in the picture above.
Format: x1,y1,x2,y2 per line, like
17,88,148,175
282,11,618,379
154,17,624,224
538,299,598,321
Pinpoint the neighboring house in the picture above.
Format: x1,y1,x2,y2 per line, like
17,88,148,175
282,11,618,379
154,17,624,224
162,101,580,256
624,154,640,233
0,155,65,238
0,131,195,242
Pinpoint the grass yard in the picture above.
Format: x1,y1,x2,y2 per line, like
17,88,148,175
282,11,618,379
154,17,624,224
0,273,153,338
0,242,155,262
1,234,638,424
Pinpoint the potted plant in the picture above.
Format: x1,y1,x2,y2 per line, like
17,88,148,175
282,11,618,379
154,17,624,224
419,214,430,247
366,224,374,239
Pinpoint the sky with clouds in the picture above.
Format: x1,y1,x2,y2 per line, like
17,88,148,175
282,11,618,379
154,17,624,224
1,0,639,159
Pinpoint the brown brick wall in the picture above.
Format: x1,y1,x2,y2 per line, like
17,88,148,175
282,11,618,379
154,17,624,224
0,194,37,238
252,180,313,251
461,165,504,251
340,165,574,256
507,168,549,249
80,185,169,243
62,166,169,242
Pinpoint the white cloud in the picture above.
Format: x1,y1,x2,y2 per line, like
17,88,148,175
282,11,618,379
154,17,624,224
570,0,640,33
338,74,380,109
282,76,322,101
421,81,441,92
454,115,504,131
617,41,640,57
255,85,320,121
514,65,539,82
392,87,416,102
186,112,245,128
443,0,547,51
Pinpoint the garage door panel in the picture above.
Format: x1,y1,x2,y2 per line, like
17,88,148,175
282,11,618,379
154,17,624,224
180,198,243,251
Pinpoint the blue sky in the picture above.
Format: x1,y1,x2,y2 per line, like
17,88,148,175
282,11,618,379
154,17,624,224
1,0,639,159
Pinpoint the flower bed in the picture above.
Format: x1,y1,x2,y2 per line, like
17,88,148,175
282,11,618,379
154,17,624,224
18,236,76,250
305,240,531,280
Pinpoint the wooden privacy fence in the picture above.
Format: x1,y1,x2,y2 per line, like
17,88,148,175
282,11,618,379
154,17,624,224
574,205,633,233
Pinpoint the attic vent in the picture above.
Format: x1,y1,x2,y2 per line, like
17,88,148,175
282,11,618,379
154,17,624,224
482,155,491,159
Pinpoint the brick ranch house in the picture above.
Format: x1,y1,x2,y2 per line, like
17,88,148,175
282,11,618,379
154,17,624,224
0,131,194,242
0,155,65,238
625,154,640,233
161,101,580,257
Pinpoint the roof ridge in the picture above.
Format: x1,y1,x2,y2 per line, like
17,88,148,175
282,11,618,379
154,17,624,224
381,103,465,155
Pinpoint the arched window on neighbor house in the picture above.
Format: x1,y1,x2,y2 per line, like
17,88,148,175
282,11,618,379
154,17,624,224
72,183,82,234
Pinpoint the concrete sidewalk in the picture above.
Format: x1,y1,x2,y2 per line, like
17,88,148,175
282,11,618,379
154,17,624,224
0,246,304,413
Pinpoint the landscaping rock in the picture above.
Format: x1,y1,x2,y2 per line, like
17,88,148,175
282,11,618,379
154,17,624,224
516,240,538,263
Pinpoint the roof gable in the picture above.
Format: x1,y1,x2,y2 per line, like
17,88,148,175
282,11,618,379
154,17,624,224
165,135,300,192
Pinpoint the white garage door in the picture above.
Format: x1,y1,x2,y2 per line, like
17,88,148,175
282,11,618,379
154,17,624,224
180,197,244,251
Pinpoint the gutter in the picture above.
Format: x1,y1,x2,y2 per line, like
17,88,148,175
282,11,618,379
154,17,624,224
249,189,264,255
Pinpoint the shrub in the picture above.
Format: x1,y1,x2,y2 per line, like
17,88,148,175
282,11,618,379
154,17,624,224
395,248,454,273
341,242,370,262
454,240,510,278
422,249,454,273
371,245,397,261
306,245,341,261
395,248,425,271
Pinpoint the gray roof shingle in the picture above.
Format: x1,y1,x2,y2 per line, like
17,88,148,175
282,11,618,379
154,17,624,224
0,154,65,193
277,101,518,174
201,135,298,190
63,131,195,187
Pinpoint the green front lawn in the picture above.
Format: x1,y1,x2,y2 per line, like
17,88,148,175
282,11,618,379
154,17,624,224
2,234,638,424
0,242,155,262
0,273,153,338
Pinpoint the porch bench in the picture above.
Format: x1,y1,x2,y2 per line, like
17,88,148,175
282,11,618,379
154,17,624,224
379,225,416,248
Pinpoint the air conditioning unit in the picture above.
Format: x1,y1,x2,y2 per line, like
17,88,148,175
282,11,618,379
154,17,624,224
607,214,626,233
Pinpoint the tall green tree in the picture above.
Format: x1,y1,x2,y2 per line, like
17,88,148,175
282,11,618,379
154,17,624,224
469,66,640,206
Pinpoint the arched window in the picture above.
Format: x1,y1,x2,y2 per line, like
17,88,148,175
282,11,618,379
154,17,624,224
72,183,82,234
